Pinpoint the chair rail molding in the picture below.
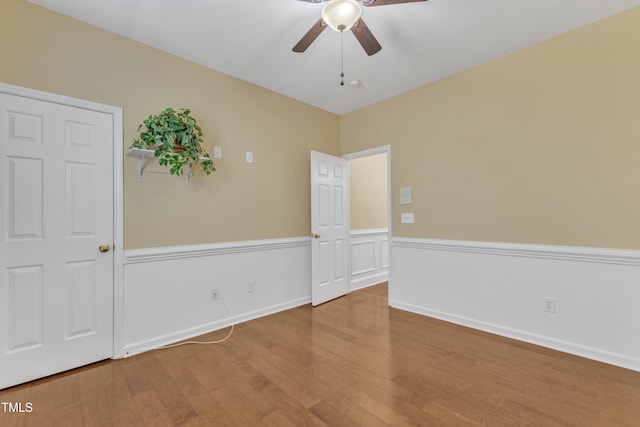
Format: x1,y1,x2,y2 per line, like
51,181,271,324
125,237,309,264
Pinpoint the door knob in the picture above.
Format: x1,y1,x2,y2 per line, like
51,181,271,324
311,233,321,239
98,244,110,253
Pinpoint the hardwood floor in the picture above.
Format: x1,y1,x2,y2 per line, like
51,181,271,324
2,282,640,426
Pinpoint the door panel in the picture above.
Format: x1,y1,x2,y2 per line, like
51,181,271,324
6,266,44,352
311,151,349,306
65,260,98,339
0,92,113,389
66,162,96,237
6,157,43,239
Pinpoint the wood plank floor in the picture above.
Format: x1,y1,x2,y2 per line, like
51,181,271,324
2,282,640,426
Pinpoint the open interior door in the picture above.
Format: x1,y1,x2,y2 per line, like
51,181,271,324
310,151,349,306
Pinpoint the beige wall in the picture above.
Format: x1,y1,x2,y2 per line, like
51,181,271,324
349,153,388,230
4,0,640,250
0,0,340,249
341,8,640,249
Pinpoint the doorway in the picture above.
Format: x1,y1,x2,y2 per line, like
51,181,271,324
344,146,391,299
309,146,391,306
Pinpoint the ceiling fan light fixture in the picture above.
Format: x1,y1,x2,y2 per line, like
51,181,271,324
322,0,362,32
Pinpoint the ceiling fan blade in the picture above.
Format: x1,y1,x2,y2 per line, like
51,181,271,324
351,18,382,56
362,0,427,6
292,18,327,53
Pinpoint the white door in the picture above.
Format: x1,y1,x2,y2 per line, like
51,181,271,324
310,151,349,306
0,92,114,389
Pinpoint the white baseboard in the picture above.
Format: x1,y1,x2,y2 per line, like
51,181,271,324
118,237,311,357
391,237,640,372
392,301,640,372
351,272,389,291
122,297,310,357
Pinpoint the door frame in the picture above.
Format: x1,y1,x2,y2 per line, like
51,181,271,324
342,145,392,303
0,82,124,358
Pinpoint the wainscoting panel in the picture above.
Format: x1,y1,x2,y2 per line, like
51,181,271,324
120,237,311,356
350,229,389,290
390,237,640,371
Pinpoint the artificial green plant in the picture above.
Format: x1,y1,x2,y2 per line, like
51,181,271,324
131,108,215,176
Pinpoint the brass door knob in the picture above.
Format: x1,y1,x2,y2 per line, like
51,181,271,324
311,233,321,239
98,244,110,253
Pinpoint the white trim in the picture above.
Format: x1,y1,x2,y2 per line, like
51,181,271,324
392,237,640,266
0,82,124,359
342,145,391,161
350,228,388,236
111,105,125,359
351,272,389,291
0,83,121,115
124,237,310,264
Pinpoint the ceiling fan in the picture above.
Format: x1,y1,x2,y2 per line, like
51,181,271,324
292,0,427,56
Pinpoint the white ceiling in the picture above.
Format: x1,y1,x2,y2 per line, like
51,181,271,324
26,0,640,115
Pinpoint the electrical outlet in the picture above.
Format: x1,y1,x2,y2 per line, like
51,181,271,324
247,280,254,293
544,297,556,313
211,288,219,300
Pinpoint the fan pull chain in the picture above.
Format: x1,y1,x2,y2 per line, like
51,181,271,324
340,30,345,86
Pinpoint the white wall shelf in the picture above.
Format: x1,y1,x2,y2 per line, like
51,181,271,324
127,148,205,185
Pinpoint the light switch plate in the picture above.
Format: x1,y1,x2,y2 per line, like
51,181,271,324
400,187,412,205
213,146,222,159
245,151,253,163
401,213,415,224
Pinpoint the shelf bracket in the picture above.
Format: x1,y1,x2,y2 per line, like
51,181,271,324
137,155,143,183
127,148,195,185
